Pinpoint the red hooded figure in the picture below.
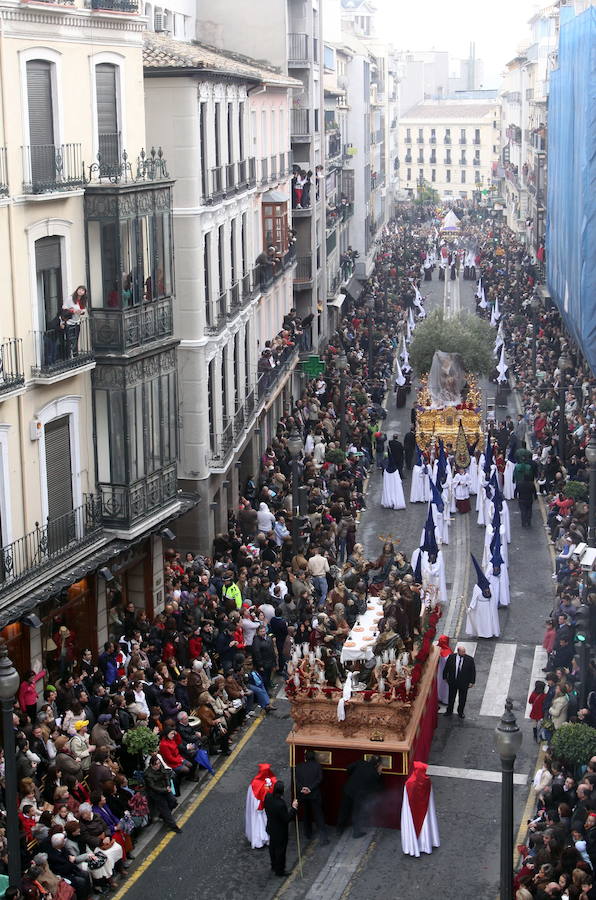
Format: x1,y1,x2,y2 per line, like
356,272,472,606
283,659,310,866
245,764,277,849
400,761,440,857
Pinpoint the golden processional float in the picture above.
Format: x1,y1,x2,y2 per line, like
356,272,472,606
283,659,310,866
415,350,484,463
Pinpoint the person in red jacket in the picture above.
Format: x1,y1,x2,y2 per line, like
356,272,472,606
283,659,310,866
189,627,203,661
18,668,46,722
528,679,546,742
159,728,192,795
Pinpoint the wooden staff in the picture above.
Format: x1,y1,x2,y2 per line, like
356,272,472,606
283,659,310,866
290,743,303,878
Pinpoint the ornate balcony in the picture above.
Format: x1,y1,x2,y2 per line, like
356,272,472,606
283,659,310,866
0,497,102,594
99,465,177,530
91,298,173,355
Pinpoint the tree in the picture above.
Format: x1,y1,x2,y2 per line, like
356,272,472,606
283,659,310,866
409,309,495,376
415,178,440,205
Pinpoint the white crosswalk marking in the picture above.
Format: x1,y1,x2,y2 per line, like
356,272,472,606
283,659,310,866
526,646,548,718
479,643,517,717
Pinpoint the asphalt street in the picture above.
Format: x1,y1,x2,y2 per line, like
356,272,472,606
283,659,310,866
116,273,554,900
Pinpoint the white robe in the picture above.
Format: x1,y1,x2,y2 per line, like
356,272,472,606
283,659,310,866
412,548,449,608
437,654,451,704
504,460,515,500
482,524,509,569
486,499,511,543
453,472,471,501
400,785,440,856
381,468,406,510
487,565,511,608
431,503,449,545
410,464,430,503
245,785,269,848
469,458,479,495
465,584,500,639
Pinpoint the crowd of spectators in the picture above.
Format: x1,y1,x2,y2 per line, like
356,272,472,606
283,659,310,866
464,220,596,900
0,209,434,898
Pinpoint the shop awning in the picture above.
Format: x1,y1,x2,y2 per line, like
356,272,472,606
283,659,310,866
344,275,365,303
327,294,345,309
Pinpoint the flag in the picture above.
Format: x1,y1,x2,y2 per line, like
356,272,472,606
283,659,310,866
395,358,406,387
496,345,508,383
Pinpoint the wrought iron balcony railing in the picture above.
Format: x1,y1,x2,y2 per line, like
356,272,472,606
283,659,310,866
91,296,173,354
0,339,25,396
288,33,309,64
0,497,102,593
98,465,177,529
31,317,94,378
22,143,83,194
84,146,169,185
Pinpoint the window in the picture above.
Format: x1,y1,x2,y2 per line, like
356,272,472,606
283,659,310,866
445,150,451,163
418,128,423,141
418,168,423,180
446,169,451,183
230,218,237,284
200,102,208,198
406,127,411,139
324,45,335,70
475,128,480,143
218,223,225,294
431,169,436,182
45,415,73,539
227,103,234,163
238,102,245,161
96,63,119,168
460,128,466,142
461,170,466,183
262,199,288,253
407,167,411,181
241,213,247,277
26,60,55,185
214,103,221,167
430,128,436,139
445,128,451,143
204,232,211,309
35,236,63,334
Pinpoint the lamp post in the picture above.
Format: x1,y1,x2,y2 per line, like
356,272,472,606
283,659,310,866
0,641,22,887
586,426,596,549
557,352,572,463
337,351,348,451
287,426,303,554
530,295,540,374
495,698,523,900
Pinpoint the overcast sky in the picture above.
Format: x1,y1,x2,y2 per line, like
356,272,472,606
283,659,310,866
374,0,542,86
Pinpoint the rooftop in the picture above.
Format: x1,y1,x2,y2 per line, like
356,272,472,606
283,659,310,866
400,101,497,121
143,33,302,87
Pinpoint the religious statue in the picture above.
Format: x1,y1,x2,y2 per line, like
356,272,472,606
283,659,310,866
427,350,467,409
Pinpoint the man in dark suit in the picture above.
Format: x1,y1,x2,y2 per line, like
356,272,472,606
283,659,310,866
296,749,329,844
337,755,383,838
264,781,298,876
387,434,404,477
404,426,416,471
443,644,476,719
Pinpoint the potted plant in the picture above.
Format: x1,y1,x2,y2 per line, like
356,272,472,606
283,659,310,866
122,725,159,771
564,481,588,502
550,723,596,775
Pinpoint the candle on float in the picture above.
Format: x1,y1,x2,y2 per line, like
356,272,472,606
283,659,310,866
405,675,412,692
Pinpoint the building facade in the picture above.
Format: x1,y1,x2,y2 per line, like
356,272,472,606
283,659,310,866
399,101,499,202
143,34,300,551
0,0,187,679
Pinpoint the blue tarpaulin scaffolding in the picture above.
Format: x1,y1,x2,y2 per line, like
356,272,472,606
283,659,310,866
546,5,596,375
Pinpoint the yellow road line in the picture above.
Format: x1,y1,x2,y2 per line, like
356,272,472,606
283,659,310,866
111,713,265,900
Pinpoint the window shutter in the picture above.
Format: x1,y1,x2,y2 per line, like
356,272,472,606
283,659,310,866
44,416,73,523
96,64,119,167
26,61,54,147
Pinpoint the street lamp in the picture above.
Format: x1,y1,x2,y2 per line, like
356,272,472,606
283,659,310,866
557,352,572,463
0,641,22,887
287,426,304,554
495,698,523,900
586,425,596,549
337,351,349,451
530,295,540,374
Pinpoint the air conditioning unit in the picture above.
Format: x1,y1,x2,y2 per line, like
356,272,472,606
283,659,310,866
154,11,166,31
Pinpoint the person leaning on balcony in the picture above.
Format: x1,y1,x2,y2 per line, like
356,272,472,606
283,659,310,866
62,285,87,359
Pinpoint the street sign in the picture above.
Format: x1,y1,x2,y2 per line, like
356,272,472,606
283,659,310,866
300,355,326,377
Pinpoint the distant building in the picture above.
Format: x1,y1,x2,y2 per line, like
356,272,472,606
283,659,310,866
399,101,500,202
